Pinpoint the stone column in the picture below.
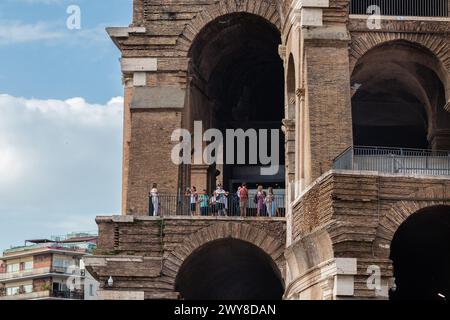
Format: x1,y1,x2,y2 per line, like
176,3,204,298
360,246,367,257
429,129,450,151
298,7,354,184
283,119,296,246
190,164,210,192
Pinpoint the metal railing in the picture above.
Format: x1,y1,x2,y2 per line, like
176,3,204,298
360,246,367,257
333,146,450,176
52,289,84,300
0,267,51,281
0,290,51,300
0,266,85,281
350,0,449,17
149,194,286,217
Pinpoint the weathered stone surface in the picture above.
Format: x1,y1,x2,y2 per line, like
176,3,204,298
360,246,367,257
285,170,450,299
88,217,286,298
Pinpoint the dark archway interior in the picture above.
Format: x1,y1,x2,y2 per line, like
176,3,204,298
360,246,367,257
351,41,447,149
390,205,450,300
189,13,285,192
175,239,284,300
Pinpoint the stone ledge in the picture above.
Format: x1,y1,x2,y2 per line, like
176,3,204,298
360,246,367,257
96,215,286,223
350,14,450,23
292,0,329,9
106,27,146,38
130,86,185,109
303,26,351,41
121,58,157,72
135,216,287,222
97,290,145,300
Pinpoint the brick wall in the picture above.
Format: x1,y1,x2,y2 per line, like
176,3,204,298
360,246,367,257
125,110,182,215
33,254,52,269
303,43,354,182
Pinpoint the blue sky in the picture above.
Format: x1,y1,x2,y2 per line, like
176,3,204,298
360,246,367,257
0,0,132,103
0,0,132,250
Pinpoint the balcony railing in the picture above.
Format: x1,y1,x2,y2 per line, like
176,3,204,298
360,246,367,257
0,267,85,281
149,194,286,217
0,267,51,281
333,146,450,176
0,290,83,300
350,0,449,17
52,289,83,300
0,290,51,300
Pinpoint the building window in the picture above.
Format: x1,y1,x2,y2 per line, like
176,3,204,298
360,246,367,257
23,285,33,294
89,284,94,296
24,261,33,270
53,258,72,271
6,263,20,273
53,259,63,268
6,287,20,296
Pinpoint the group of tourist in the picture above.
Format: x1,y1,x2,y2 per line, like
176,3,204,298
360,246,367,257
149,183,281,217
186,184,229,217
186,183,280,217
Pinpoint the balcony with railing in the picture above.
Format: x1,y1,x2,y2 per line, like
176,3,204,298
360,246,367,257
349,0,449,17
333,146,450,176
0,289,84,300
0,266,85,282
0,290,51,300
51,289,84,300
0,267,52,282
149,194,286,218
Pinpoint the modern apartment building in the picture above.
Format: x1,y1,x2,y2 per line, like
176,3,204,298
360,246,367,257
0,232,98,300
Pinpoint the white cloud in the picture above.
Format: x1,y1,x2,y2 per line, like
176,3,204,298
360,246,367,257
0,21,64,44
0,93,123,249
10,0,68,4
0,20,110,46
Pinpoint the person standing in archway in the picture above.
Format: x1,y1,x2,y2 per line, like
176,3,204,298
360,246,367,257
189,186,198,216
256,185,265,217
215,183,228,216
239,183,249,217
149,183,159,216
265,187,275,217
199,189,210,216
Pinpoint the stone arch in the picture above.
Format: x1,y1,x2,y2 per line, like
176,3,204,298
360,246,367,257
350,34,450,108
351,38,450,148
389,204,450,300
373,184,450,258
177,0,281,52
285,229,334,285
350,33,450,74
181,7,285,192
162,222,286,289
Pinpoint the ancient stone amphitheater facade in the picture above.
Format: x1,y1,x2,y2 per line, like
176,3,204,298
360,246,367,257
85,0,450,300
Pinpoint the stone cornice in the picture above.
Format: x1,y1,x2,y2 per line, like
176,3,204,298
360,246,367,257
349,16,450,34
106,26,147,49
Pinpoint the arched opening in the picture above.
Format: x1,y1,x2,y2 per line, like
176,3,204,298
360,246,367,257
175,238,284,300
351,41,450,150
185,12,285,196
390,205,450,300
